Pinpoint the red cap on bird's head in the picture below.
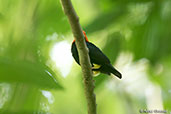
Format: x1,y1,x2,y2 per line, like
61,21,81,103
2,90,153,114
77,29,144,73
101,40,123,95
82,31,89,42
72,31,89,43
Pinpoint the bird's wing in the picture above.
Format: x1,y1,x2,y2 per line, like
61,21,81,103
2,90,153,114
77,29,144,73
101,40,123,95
71,42,80,65
87,42,110,65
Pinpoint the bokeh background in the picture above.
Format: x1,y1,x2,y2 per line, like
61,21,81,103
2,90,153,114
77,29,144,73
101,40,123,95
0,0,171,114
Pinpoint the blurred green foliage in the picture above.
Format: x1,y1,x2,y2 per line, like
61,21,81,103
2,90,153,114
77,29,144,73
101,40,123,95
0,57,62,90
0,0,171,113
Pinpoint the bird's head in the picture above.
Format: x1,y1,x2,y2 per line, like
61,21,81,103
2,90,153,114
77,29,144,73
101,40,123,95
72,31,89,43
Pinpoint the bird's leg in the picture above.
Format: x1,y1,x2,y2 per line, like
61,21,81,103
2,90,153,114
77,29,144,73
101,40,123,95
92,64,101,76
92,64,101,69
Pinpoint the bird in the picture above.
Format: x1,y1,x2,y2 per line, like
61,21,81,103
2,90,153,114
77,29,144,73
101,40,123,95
71,31,122,79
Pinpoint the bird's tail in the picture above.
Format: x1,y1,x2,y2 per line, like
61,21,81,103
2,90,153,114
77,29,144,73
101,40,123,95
108,64,122,79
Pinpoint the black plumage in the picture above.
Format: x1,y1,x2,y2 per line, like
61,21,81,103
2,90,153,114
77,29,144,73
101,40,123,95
71,32,122,79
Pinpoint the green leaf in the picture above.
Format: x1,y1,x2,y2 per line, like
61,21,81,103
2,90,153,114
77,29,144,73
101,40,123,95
127,2,171,64
94,74,108,89
0,110,50,114
35,0,70,37
0,57,63,90
102,32,123,64
84,7,125,33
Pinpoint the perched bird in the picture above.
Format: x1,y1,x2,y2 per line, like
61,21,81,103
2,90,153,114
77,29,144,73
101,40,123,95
71,31,122,79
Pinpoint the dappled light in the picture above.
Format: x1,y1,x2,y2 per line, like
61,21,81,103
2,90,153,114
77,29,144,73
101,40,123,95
0,0,171,113
50,40,73,77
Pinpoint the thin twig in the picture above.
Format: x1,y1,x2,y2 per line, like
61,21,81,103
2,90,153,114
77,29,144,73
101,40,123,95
60,0,97,114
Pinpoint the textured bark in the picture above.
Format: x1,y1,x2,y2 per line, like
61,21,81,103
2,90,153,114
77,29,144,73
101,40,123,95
60,0,97,114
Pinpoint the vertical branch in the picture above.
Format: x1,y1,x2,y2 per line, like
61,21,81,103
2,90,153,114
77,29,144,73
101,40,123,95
60,0,97,114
